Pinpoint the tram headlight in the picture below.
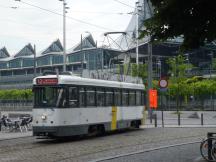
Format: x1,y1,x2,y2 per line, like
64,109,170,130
41,114,47,120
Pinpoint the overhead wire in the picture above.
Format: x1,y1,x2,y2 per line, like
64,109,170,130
15,0,115,31
112,0,136,9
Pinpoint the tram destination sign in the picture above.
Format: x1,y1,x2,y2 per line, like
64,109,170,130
36,78,58,85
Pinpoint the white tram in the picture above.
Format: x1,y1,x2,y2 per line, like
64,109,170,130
32,74,145,137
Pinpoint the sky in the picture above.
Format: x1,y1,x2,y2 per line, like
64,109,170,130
0,0,137,55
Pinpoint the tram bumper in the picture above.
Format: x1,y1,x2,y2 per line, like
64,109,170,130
33,126,58,137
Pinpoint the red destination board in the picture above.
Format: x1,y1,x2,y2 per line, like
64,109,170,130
36,78,58,85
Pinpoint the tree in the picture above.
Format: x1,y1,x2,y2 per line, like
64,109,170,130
166,55,193,111
140,0,216,50
131,63,148,81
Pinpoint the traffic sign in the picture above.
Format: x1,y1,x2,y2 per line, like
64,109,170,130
159,78,168,88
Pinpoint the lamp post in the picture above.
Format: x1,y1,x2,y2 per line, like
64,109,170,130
33,44,36,77
208,52,214,110
184,53,189,76
135,2,142,65
59,0,69,72
208,52,213,78
157,58,161,78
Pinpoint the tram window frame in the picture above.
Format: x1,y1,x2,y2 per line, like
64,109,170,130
33,86,67,108
68,86,79,108
122,89,129,106
129,90,136,106
105,88,114,106
136,90,142,106
96,87,105,106
114,88,121,106
86,87,96,107
141,91,144,105
79,87,86,107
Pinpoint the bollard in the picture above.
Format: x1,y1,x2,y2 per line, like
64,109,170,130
201,113,204,126
178,113,180,126
150,109,153,124
154,114,157,127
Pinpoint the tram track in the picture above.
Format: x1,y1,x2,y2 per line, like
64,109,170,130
90,140,201,162
53,133,204,162
0,128,212,162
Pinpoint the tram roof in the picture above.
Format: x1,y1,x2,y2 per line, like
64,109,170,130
33,75,145,90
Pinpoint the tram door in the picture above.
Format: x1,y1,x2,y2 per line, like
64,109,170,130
111,106,117,130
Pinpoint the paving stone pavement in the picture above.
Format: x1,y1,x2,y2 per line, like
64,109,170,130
0,131,32,141
0,127,214,162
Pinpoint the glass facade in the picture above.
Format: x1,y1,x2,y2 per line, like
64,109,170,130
0,47,122,78
23,58,34,67
68,52,84,63
37,55,51,66
0,62,8,69
9,58,22,68
52,55,63,65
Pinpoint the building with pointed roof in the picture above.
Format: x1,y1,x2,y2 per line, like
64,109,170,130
0,47,10,58
14,43,34,58
0,0,215,89
72,34,97,52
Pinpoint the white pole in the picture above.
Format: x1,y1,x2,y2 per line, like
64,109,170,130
136,5,139,65
63,0,66,72
34,44,36,77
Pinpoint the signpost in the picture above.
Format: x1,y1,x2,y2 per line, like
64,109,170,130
159,78,168,128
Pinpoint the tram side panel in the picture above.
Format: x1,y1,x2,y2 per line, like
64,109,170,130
116,106,143,129
33,106,143,137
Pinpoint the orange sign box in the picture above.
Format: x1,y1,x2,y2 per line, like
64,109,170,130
149,89,158,109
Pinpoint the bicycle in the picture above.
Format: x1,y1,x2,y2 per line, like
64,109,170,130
200,137,216,161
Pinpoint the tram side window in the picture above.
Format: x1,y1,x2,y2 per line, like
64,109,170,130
86,87,96,106
141,91,145,105
105,88,113,106
96,88,105,106
129,90,136,106
79,87,86,107
122,90,129,106
114,89,121,106
136,90,141,106
69,87,78,108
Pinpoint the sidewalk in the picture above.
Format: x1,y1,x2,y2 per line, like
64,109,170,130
0,131,32,141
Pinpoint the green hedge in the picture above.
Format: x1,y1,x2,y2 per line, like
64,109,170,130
0,89,33,100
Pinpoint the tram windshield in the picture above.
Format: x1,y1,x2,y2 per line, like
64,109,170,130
34,87,66,108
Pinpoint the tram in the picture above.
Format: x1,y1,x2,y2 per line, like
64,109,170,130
32,74,145,137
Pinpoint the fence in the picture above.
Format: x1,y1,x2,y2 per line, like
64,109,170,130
0,100,33,111
158,94,216,111
146,111,216,127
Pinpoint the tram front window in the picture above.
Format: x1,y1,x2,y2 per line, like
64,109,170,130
34,87,66,108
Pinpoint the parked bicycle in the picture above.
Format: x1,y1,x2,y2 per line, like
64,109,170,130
0,115,32,132
200,137,216,161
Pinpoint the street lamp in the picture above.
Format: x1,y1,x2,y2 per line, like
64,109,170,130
208,52,213,78
135,1,142,65
184,53,190,76
59,0,69,72
157,58,161,78
208,52,214,110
